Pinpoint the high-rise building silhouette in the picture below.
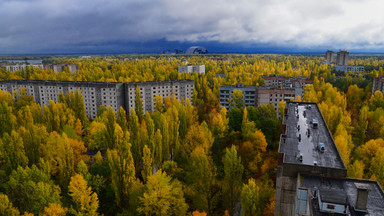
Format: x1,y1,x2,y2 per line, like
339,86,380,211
325,50,334,63
336,50,349,66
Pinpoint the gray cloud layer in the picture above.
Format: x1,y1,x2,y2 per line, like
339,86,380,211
1,0,383,53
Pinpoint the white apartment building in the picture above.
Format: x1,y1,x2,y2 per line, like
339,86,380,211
0,80,194,120
178,65,205,74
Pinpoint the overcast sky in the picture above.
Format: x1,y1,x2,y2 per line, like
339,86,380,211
1,0,384,54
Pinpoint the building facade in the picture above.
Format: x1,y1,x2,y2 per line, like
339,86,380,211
219,83,257,109
333,65,364,73
257,87,295,109
178,65,205,74
219,76,312,111
275,102,384,216
261,75,312,89
0,80,194,120
1,64,44,72
44,64,79,73
336,50,349,66
325,50,335,63
372,76,384,94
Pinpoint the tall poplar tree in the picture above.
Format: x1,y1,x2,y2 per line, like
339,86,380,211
223,145,244,215
135,86,143,118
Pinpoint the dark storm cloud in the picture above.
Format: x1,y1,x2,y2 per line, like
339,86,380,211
0,0,383,53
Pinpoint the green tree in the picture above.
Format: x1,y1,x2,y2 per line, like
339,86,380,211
228,107,243,132
154,129,163,167
85,121,106,149
210,107,229,140
142,145,153,183
107,138,139,212
59,89,88,126
154,95,164,112
183,124,214,159
6,165,61,215
129,108,141,168
135,86,143,118
347,160,365,179
223,145,244,215
229,89,244,109
0,131,28,174
0,101,16,136
40,132,74,188
186,147,218,214
18,124,48,165
241,178,261,216
354,105,369,145
77,160,104,195
102,107,116,149
117,107,128,132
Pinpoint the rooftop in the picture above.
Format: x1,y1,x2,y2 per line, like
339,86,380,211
0,79,194,87
299,175,384,216
279,102,346,169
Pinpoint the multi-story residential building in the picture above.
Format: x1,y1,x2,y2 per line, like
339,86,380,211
372,76,384,94
1,64,44,72
44,64,79,73
124,80,194,113
261,75,312,89
325,50,335,63
257,87,295,109
178,65,205,74
336,50,349,66
0,80,194,120
333,65,364,73
275,102,384,216
219,84,296,111
219,83,257,109
219,76,312,111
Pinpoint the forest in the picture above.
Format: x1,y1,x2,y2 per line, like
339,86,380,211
0,54,384,215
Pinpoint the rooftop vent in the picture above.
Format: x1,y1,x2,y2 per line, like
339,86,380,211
354,183,370,211
318,143,325,153
298,153,303,162
312,119,318,128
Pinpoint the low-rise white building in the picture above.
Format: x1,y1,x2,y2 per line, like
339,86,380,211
178,65,205,74
1,64,44,72
333,65,364,73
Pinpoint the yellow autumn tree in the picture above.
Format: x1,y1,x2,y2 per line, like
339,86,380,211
68,174,99,215
41,203,66,216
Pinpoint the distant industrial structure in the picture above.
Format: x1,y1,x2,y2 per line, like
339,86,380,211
0,80,194,120
178,65,205,74
219,75,312,111
275,102,384,215
325,50,365,73
185,46,208,54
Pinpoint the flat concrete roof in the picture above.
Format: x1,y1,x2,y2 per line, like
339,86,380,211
279,102,345,169
300,175,384,216
0,79,194,86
